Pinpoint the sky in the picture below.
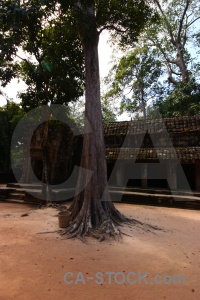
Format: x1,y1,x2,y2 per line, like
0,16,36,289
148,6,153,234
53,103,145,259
0,30,114,107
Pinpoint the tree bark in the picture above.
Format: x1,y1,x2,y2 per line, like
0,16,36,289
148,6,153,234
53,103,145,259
141,85,146,119
66,30,130,239
41,105,52,204
176,43,189,84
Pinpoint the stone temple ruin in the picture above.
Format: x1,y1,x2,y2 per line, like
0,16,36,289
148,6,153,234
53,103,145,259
104,115,200,191
0,115,200,205
20,121,79,185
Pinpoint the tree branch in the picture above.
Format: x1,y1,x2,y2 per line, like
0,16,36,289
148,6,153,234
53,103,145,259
165,63,178,85
99,25,127,34
148,37,177,65
177,0,190,42
123,86,133,96
153,0,176,45
171,69,181,76
187,16,200,27
15,53,32,67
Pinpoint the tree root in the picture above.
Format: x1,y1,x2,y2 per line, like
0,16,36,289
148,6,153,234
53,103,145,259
59,176,162,241
60,206,162,241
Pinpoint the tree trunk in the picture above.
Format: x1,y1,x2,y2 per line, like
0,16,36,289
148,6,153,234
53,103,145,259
176,44,189,84
141,87,146,119
167,44,189,85
41,105,52,204
66,30,130,239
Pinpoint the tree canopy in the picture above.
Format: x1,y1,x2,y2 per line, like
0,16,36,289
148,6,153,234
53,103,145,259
103,0,200,119
150,78,200,117
0,96,25,171
0,0,84,110
104,45,163,118
141,0,200,85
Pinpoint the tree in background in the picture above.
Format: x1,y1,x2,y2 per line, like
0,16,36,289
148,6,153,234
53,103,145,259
103,0,200,120
0,94,25,172
68,96,117,126
104,46,163,119
101,97,117,123
150,78,200,117
144,0,200,85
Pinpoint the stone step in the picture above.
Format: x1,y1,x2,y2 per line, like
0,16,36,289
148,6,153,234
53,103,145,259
2,198,27,205
110,190,200,204
2,183,200,207
6,183,21,188
184,202,200,209
109,186,200,197
9,193,25,200
7,183,42,190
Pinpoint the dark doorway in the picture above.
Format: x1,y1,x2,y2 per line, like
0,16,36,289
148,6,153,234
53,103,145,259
107,163,115,185
32,160,43,181
148,163,168,189
177,164,195,190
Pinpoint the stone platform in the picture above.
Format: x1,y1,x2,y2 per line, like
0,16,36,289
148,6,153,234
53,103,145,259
0,183,200,209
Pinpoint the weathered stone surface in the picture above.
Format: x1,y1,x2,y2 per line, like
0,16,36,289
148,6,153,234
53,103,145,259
21,115,200,190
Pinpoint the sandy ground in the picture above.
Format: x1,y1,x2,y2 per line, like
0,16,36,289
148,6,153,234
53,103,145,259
0,201,200,300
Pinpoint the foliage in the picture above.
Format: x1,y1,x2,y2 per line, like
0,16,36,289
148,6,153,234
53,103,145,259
0,0,84,110
140,0,200,85
67,97,85,127
0,100,25,170
150,78,200,117
104,46,163,118
58,0,157,43
101,97,117,123
103,0,200,119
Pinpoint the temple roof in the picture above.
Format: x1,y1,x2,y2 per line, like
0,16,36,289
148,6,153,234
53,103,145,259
106,147,200,162
103,115,200,136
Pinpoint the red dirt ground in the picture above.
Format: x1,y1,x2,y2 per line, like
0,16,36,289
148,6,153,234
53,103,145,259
0,202,199,300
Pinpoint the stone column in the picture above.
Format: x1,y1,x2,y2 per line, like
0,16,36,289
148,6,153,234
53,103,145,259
19,125,33,184
116,161,125,187
167,161,177,190
141,163,148,189
20,152,32,183
28,158,35,183
195,162,200,191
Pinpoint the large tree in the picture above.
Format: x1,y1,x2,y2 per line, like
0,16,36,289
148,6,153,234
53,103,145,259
56,0,156,239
